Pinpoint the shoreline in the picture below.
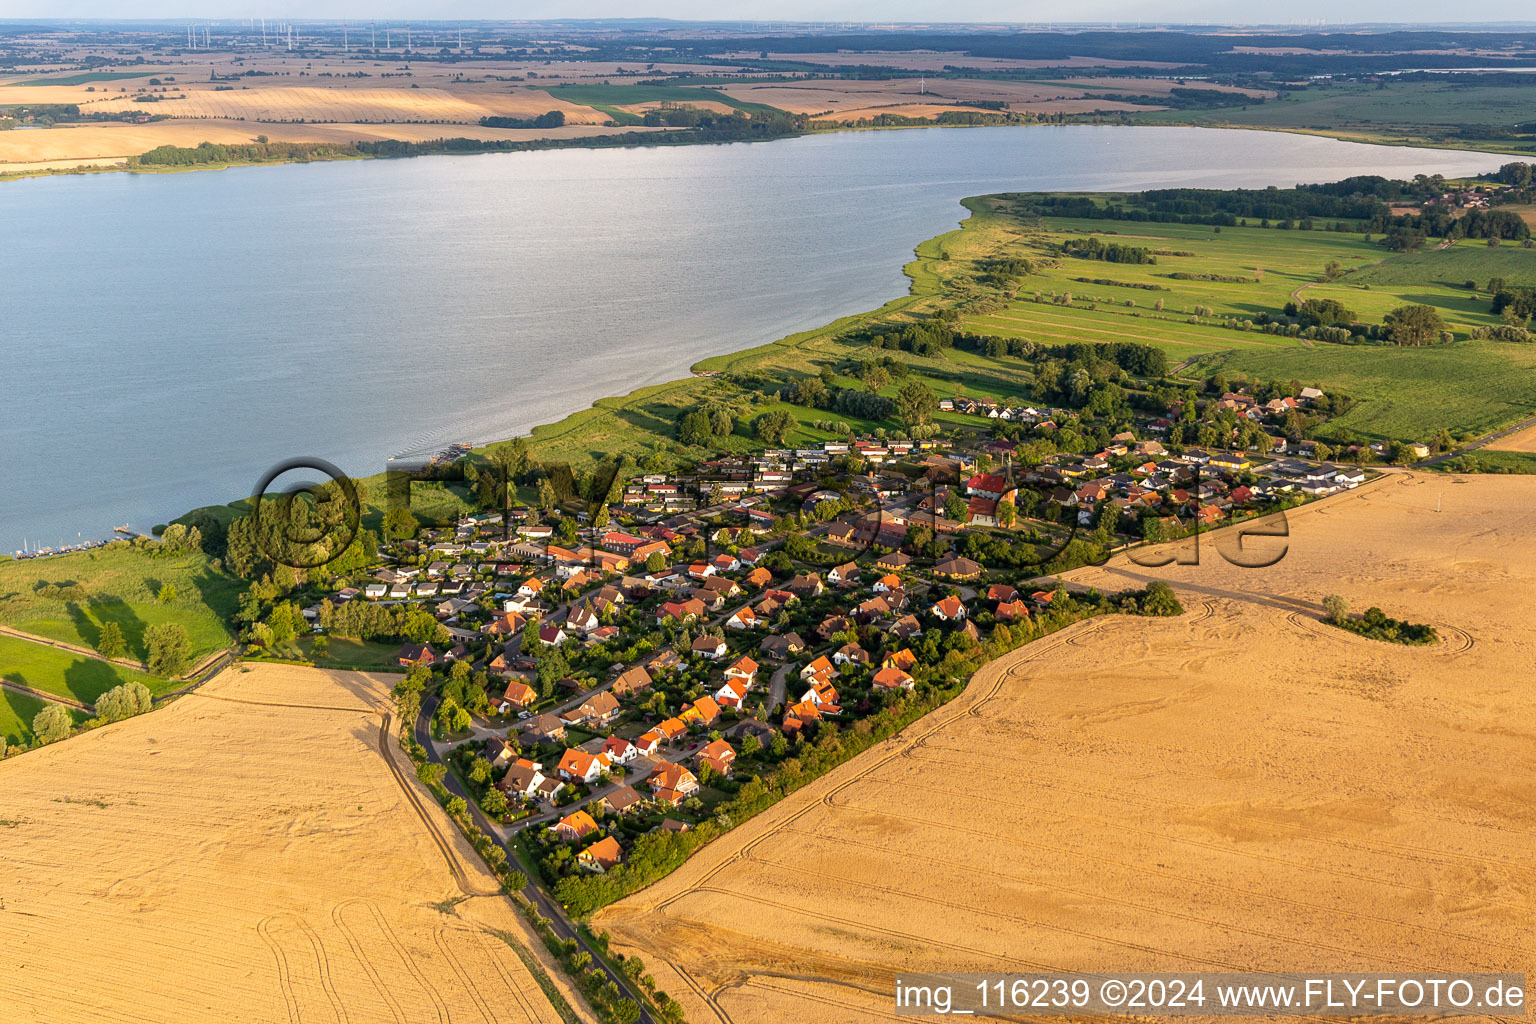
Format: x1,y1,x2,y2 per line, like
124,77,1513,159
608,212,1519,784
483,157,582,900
6,117,1532,190
5,135,1525,554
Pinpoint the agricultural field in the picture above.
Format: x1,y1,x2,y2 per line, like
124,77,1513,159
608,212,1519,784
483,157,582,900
0,633,171,706
0,546,241,660
959,205,1536,441
0,664,580,1024
1135,79,1536,156
594,473,1536,1023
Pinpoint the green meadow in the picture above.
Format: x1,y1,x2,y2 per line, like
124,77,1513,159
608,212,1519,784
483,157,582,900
0,547,240,662
0,633,174,706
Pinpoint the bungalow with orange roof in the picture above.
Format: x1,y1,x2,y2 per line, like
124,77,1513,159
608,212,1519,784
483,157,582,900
929,595,967,621
996,599,1031,622
799,655,838,682
715,677,750,709
602,736,639,765
655,717,689,743
656,598,706,625
696,738,737,777
518,577,545,599
680,696,721,727
632,730,663,757
556,748,613,784
801,679,839,707
882,648,918,672
726,605,759,630
552,809,599,842
499,679,537,712
872,666,915,691
744,566,773,588
873,573,903,593
578,835,625,873
724,655,758,688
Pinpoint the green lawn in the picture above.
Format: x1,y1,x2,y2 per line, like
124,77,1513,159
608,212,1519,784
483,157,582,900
7,70,161,87
1133,80,1536,156
0,634,174,706
300,636,405,673
0,547,240,662
1191,341,1536,441
1343,242,1536,289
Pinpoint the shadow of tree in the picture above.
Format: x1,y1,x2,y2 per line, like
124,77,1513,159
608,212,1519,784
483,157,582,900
75,597,150,660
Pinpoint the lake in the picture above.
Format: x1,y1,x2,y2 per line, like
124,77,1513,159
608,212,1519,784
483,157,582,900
0,125,1510,553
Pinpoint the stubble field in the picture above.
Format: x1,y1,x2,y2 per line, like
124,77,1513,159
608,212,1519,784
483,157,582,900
593,473,1536,1024
0,664,583,1024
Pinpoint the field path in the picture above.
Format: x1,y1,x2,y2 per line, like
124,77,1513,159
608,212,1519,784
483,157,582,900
0,623,151,672
0,675,93,712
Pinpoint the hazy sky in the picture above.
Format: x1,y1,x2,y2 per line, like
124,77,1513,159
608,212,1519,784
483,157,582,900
8,3,1535,26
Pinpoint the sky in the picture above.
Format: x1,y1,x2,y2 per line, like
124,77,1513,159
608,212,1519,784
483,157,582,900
5,3,1535,27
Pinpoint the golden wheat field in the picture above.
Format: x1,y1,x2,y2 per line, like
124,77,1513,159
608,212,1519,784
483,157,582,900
594,473,1536,1024
1484,424,1536,452
0,664,587,1024
0,118,664,166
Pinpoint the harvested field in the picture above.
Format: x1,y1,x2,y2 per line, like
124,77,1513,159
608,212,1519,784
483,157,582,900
712,50,1189,70
594,473,1536,1024
0,118,664,166
720,78,1159,117
83,84,607,124
0,663,584,1024
1485,422,1536,452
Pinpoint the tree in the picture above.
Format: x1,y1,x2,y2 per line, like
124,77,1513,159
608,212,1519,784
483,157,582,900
1322,594,1349,625
383,506,418,541
96,621,127,660
311,636,330,660
894,380,937,428
157,583,178,603
1296,297,1355,327
1322,260,1344,281
537,477,559,512
753,409,796,446
1382,304,1446,347
33,703,73,745
96,681,153,723
145,623,191,677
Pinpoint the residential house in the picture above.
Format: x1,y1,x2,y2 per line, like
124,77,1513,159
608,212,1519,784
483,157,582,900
396,643,437,668
596,785,644,817
602,736,639,765
499,679,537,712
552,809,599,842
612,665,654,697
691,635,728,660
930,595,967,621
648,761,700,806
872,666,915,691
696,738,737,777
724,655,758,689
521,713,566,744
556,748,613,784
577,835,625,873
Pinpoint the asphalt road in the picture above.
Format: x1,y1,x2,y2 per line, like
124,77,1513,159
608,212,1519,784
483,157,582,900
416,692,656,1024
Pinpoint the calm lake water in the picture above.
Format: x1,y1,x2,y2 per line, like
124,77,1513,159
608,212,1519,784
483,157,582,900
0,125,1510,552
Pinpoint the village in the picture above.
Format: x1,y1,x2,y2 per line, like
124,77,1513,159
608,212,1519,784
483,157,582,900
283,375,1375,889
